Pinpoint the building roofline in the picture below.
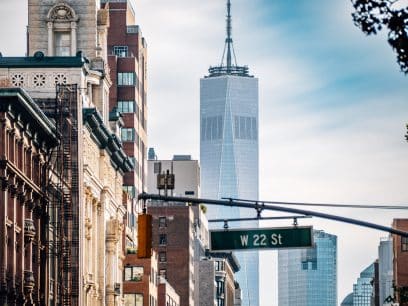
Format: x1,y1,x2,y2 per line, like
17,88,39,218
0,52,88,68
0,87,59,147
206,251,241,272
83,107,133,173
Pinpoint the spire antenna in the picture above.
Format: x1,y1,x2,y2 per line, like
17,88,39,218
207,0,251,77
226,0,233,72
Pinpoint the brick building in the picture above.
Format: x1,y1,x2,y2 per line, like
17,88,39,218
158,277,180,306
123,251,158,306
199,252,240,306
0,88,58,305
147,205,196,306
102,0,148,208
392,219,408,305
101,1,150,305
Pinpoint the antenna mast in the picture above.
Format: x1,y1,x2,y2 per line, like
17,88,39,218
207,0,251,77
226,0,233,72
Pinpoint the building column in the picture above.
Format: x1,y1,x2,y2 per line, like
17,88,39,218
15,179,24,305
97,191,106,305
0,118,8,304
71,22,77,56
0,174,8,304
8,173,17,305
106,219,119,306
23,200,35,306
47,22,53,56
92,197,99,304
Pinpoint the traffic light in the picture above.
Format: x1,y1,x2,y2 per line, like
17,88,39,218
137,213,152,258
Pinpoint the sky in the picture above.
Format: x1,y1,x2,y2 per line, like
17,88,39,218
1,0,408,305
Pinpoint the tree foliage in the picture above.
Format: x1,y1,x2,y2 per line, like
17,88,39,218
351,0,408,73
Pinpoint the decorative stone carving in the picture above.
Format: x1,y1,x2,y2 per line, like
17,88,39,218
32,74,46,88
11,73,26,87
23,271,35,289
54,73,67,85
23,270,35,305
24,219,36,243
48,4,75,21
85,217,92,240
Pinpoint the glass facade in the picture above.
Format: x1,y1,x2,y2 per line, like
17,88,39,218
352,263,375,306
200,75,259,306
278,230,337,306
378,238,393,305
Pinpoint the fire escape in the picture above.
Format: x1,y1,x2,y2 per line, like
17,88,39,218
41,84,80,306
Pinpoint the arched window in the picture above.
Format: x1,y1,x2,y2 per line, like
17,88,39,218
46,3,79,56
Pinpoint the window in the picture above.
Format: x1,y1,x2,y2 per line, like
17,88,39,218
216,280,225,295
234,116,257,140
402,236,408,252
154,162,162,174
215,261,224,271
129,156,137,168
124,293,143,306
159,217,166,228
127,212,136,228
124,266,143,281
118,72,135,86
113,46,128,57
121,128,135,142
159,252,166,263
55,32,71,56
117,100,136,113
159,269,166,279
123,186,136,198
201,116,223,141
159,234,167,246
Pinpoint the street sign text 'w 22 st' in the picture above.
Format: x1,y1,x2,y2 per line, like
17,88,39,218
210,226,314,251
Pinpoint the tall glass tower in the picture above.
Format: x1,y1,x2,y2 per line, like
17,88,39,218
352,263,375,306
278,230,337,306
200,1,259,305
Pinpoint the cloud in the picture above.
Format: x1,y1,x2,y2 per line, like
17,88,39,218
0,2,27,56
134,1,408,303
1,0,407,304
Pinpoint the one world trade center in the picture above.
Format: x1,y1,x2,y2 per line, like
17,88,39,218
200,1,259,305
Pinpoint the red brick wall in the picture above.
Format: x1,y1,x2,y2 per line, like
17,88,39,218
123,254,153,306
393,219,408,304
148,206,193,306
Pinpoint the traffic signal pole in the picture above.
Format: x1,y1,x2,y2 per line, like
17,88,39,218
138,193,408,238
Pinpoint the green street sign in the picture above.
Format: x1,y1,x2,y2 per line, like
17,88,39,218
210,226,313,251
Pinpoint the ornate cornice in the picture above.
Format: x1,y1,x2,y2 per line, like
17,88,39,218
83,108,133,173
0,53,86,68
0,88,58,149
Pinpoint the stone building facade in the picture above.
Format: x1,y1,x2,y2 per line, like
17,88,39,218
0,1,134,305
0,88,58,305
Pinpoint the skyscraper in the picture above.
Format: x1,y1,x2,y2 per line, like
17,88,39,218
278,230,337,306
378,237,393,305
352,263,375,306
200,1,259,305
